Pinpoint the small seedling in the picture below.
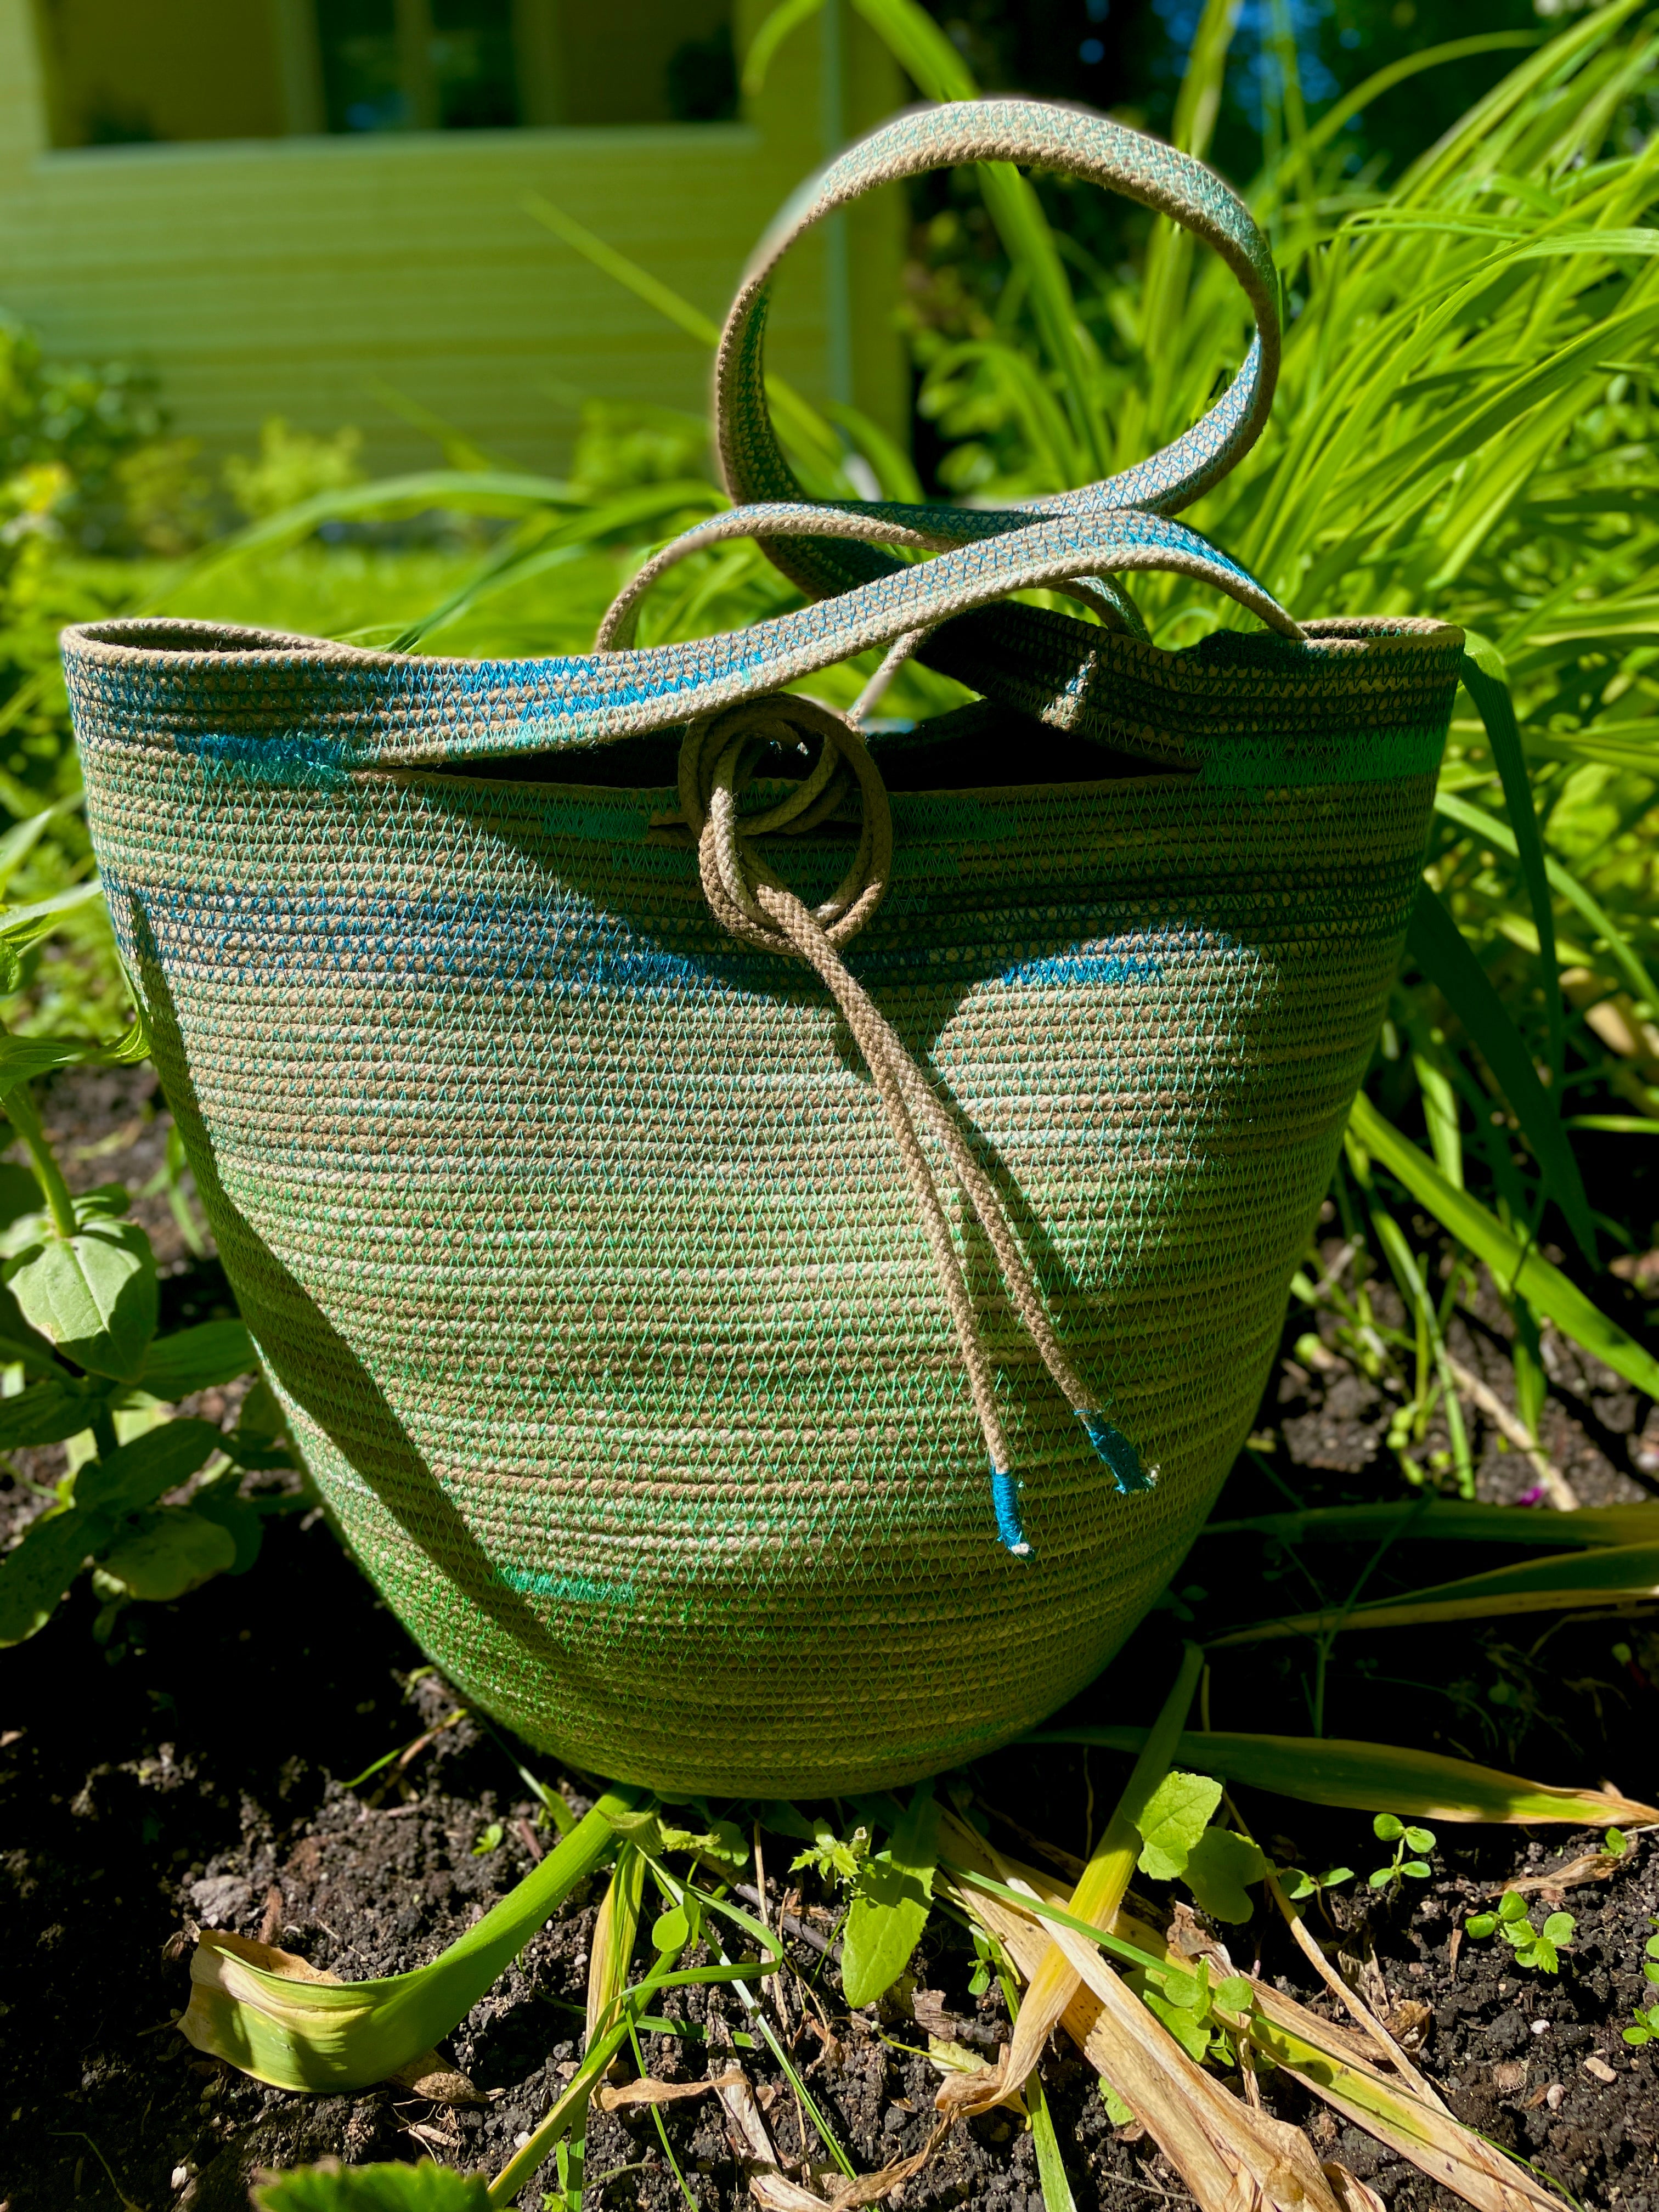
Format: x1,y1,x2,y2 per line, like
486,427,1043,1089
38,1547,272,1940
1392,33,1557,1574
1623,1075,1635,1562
1626,2002,1659,2048
1464,1889,1575,1972
1137,1955,1256,2067
470,1821,504,1857
787,1816,870,1884
1644,1921,1659,1987
967,1925,996,1998
1368,1813,1435,1894
1283,1864,1355,1902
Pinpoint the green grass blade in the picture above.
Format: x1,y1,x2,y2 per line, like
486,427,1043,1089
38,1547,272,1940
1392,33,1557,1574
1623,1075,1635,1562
1296,33,1543,166
850,0,1107,477
741,0,826,97
1434,790,1659,1015
1204,1500,1658,1548
1348,1093,1659,1398
523,193,721,348
1406,883,1594,1259
1024,1729,1658,1826
1459,652,1563,1077
996,1959,1079,2212
1367,1201,1475,1497
522,193,847,484
1211,1544,1659,1651
849,0,975,99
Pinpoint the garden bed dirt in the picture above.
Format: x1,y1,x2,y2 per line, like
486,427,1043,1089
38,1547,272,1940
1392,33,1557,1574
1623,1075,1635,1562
3,1070,1658,2212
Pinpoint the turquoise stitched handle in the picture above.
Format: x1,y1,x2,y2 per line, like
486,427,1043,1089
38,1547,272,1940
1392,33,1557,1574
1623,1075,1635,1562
716,98,1282,609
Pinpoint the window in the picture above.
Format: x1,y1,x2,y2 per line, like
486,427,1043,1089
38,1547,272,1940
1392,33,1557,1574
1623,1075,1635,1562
35,0,738,149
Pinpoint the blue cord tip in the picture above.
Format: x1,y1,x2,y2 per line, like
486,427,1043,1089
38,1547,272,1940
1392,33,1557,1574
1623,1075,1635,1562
990,1466,1032,1557
1077,1410,1158,1495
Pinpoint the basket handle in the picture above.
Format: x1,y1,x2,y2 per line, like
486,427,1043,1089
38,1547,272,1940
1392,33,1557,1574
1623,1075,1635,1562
716,97,1282,607
595,490,1301,659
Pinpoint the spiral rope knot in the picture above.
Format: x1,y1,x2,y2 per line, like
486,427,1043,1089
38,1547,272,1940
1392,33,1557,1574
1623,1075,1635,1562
676,696,1156,1556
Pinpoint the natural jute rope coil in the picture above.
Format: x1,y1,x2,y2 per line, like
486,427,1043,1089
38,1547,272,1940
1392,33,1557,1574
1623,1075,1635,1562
676,694,1155,1553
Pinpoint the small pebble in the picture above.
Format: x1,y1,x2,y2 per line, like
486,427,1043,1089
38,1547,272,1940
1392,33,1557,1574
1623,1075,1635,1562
514,2130,532,2147
1584,2056,1616,2084
1546,2084,1565,2111
1531,2019,1549,2036
171,2166,191,2191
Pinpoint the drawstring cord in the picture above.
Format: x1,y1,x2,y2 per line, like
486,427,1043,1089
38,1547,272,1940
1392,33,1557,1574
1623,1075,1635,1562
675,694,1156,1556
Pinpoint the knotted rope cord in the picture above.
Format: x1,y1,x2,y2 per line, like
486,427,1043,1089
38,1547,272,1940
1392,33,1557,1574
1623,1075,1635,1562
676,695,1155,1556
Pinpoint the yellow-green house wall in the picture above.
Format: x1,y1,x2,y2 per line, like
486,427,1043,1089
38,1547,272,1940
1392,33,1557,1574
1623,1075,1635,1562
0,0,908,473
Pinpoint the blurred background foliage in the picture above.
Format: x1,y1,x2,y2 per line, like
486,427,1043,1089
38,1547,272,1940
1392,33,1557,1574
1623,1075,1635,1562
1,0,1656,1484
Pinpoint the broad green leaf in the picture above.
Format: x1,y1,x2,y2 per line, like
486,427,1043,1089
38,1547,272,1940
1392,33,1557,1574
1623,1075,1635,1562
1406,883,1594,1259
0,1373,118,1449
4,1218,157,1381
0,1014,149,1098
182,1790,641,2091
1135,1770,1223,1881
1180,1829,1267,1923
0,1418,219,1644
1348,1093,1659,1400
75,1418,225,1517
1026,1726,1659,1825
651,1906,689,1953
840,1780,939,2007
251,2163,490,2209
1142,1987,1212,2059
0,1504,104,1645
140,1319,256,1400
189,1480,266,1575
94,1506,237,1601
0,1162,42,1228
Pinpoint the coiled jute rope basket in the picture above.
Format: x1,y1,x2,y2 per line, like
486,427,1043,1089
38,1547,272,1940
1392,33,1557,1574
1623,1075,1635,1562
64,101,1463,1795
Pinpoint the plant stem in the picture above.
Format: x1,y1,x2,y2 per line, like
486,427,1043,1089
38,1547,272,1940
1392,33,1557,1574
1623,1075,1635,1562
91,1407,120,1461
6,1081,76,1239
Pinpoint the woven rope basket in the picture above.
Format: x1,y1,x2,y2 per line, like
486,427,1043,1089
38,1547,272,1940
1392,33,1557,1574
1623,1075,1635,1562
64,101,1463,1796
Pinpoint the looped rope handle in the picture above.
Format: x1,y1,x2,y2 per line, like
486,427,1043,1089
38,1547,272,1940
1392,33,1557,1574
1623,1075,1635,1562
679,696,1158,1555
717,98,1282,606
597,100,1302,667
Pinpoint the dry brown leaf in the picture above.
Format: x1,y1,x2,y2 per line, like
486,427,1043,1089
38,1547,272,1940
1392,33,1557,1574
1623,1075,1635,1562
386,2055,481,2105
1246,1982,1560,2212
1323,2162,1389,2212
1493,1852,1622,1897
939,1815,1558,2212
751,2122,955,2211
713,2055,777,2166
749,2172,833,2212
1385,2001,1432,2055
930,2046,1008,2120
598,2068,744,2112
952,1860,1339,2212
1260,1862,1447,2111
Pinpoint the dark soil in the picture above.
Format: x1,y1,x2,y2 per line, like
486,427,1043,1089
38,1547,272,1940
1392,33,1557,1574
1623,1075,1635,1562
3,1075,1658,2212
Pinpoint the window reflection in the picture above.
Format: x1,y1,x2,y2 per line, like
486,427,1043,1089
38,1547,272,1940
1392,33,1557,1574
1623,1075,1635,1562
36,0,738,149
